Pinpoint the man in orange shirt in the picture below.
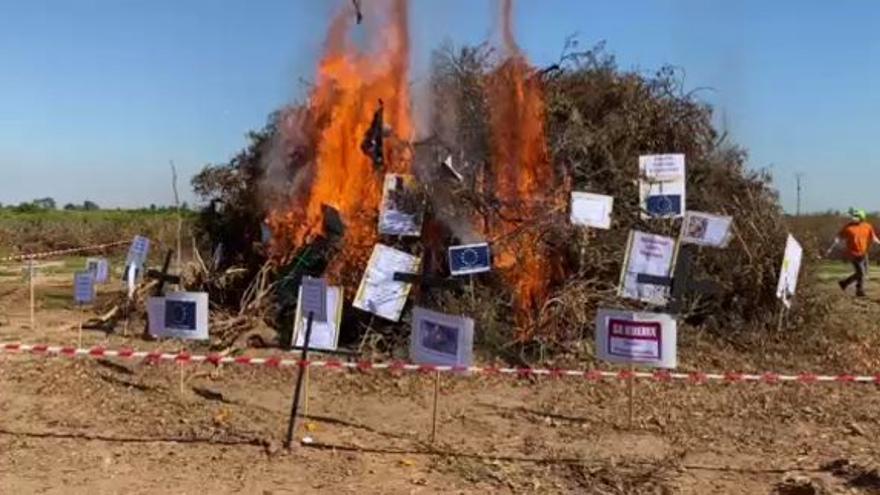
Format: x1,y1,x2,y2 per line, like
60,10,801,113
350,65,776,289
827,208,880,297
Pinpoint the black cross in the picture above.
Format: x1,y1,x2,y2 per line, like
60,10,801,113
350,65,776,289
393,272,462,290
636,244,721,314
146,250,181,297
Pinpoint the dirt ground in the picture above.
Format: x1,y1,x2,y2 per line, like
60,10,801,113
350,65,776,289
2,262,880,494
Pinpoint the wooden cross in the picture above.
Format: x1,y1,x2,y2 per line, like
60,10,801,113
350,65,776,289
146,250,181,297
636,244,721,314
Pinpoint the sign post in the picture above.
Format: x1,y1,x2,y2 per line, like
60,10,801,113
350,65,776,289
285,277,326,449
26,261,36,330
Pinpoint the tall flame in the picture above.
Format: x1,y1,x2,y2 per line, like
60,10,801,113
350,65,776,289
484,0,561,338
269,0,412,286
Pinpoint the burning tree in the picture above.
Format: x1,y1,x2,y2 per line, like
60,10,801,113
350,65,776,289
191,0,826,353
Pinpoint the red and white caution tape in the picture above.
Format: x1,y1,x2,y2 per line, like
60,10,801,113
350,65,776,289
2,343,879,384
0,241,128,263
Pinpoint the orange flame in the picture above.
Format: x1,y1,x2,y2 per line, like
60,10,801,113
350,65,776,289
484,0,562,338
269,0,412,287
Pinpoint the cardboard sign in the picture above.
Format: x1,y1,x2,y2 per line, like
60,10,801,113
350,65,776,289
410,307,474,368
85,257,110,284
125,235,151,268
378,174,424,237
73,271,95,305
353,244,420,322
147,292,209,340
293,285,343,351
776,234,803,308
448,243,491,276
570,192,614,229
300,276,328,323
639,154,686,219
596,309,677,368
618,231,677,305
680,211,733,248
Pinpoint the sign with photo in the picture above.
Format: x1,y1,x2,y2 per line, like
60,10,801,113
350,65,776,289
639,154,686,219
299,276,328,323
378,174,424,237
293,285,343,351
570,192,614,229
618,231,677,305
448,243,492,276
680,211,733,248
410,307,474,368
147,292,209,340
595,308,677,368
353,244,421,322
85,257,110,284
73,271,95,305
776,234,803,308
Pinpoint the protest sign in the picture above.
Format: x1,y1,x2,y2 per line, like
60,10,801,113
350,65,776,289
410,307,475,368
147,292,209,340
448,243,491,276
299,277,328,323
353,244,420,321
639,154,686,219
73,271,95,305
680,211,733,248
570,192,614,229
293,285,343,351
125,235,150,268
618,231,677,305
595,309,677,368
776,234,803,308
378,174,424,237
85,257,110,284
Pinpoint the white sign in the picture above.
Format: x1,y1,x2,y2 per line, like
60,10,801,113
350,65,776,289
85,257,110,284
73,271,95,305
293,285,343,351
596,309,677,368
147,292,209,340
125,263,139,299
353,244,421,322
378,174,424,237
618,231,677,305
300,277,328,322
570,192,614,229
125,235,151,267
639,154,686,219
680,211,733,248
776,234,803,308
410,307,474,368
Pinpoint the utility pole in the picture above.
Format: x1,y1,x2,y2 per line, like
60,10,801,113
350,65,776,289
795,173,804,216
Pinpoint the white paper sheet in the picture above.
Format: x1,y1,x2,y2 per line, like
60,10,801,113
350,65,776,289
680,211,733,248
776,234,803,308
618,231,677,305
353,244,420,322
378,174,424,237
293,285,343,351
570,192,614,229
410,307,474,368
595,308,677,368
639,154,686,219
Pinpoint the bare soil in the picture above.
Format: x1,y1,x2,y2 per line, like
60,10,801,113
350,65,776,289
2,265,880,494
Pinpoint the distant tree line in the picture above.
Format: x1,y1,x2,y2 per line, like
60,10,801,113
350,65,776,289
0,198,190,213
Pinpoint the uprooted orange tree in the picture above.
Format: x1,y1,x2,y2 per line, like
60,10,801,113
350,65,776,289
187,0,828,356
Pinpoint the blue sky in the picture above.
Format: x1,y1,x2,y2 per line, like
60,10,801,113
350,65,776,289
1,0,878,212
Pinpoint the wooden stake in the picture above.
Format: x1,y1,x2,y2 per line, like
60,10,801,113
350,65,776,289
430,371,441,444
78,305,84,349
468,275,476,308
627,364,635,430
29,262,35,330
179,362,185,395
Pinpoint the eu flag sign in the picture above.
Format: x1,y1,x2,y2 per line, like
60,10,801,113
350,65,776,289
448,243,491,276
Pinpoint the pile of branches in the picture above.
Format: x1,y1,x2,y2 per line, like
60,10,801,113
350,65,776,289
425,41,829,342
189,41,829,354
